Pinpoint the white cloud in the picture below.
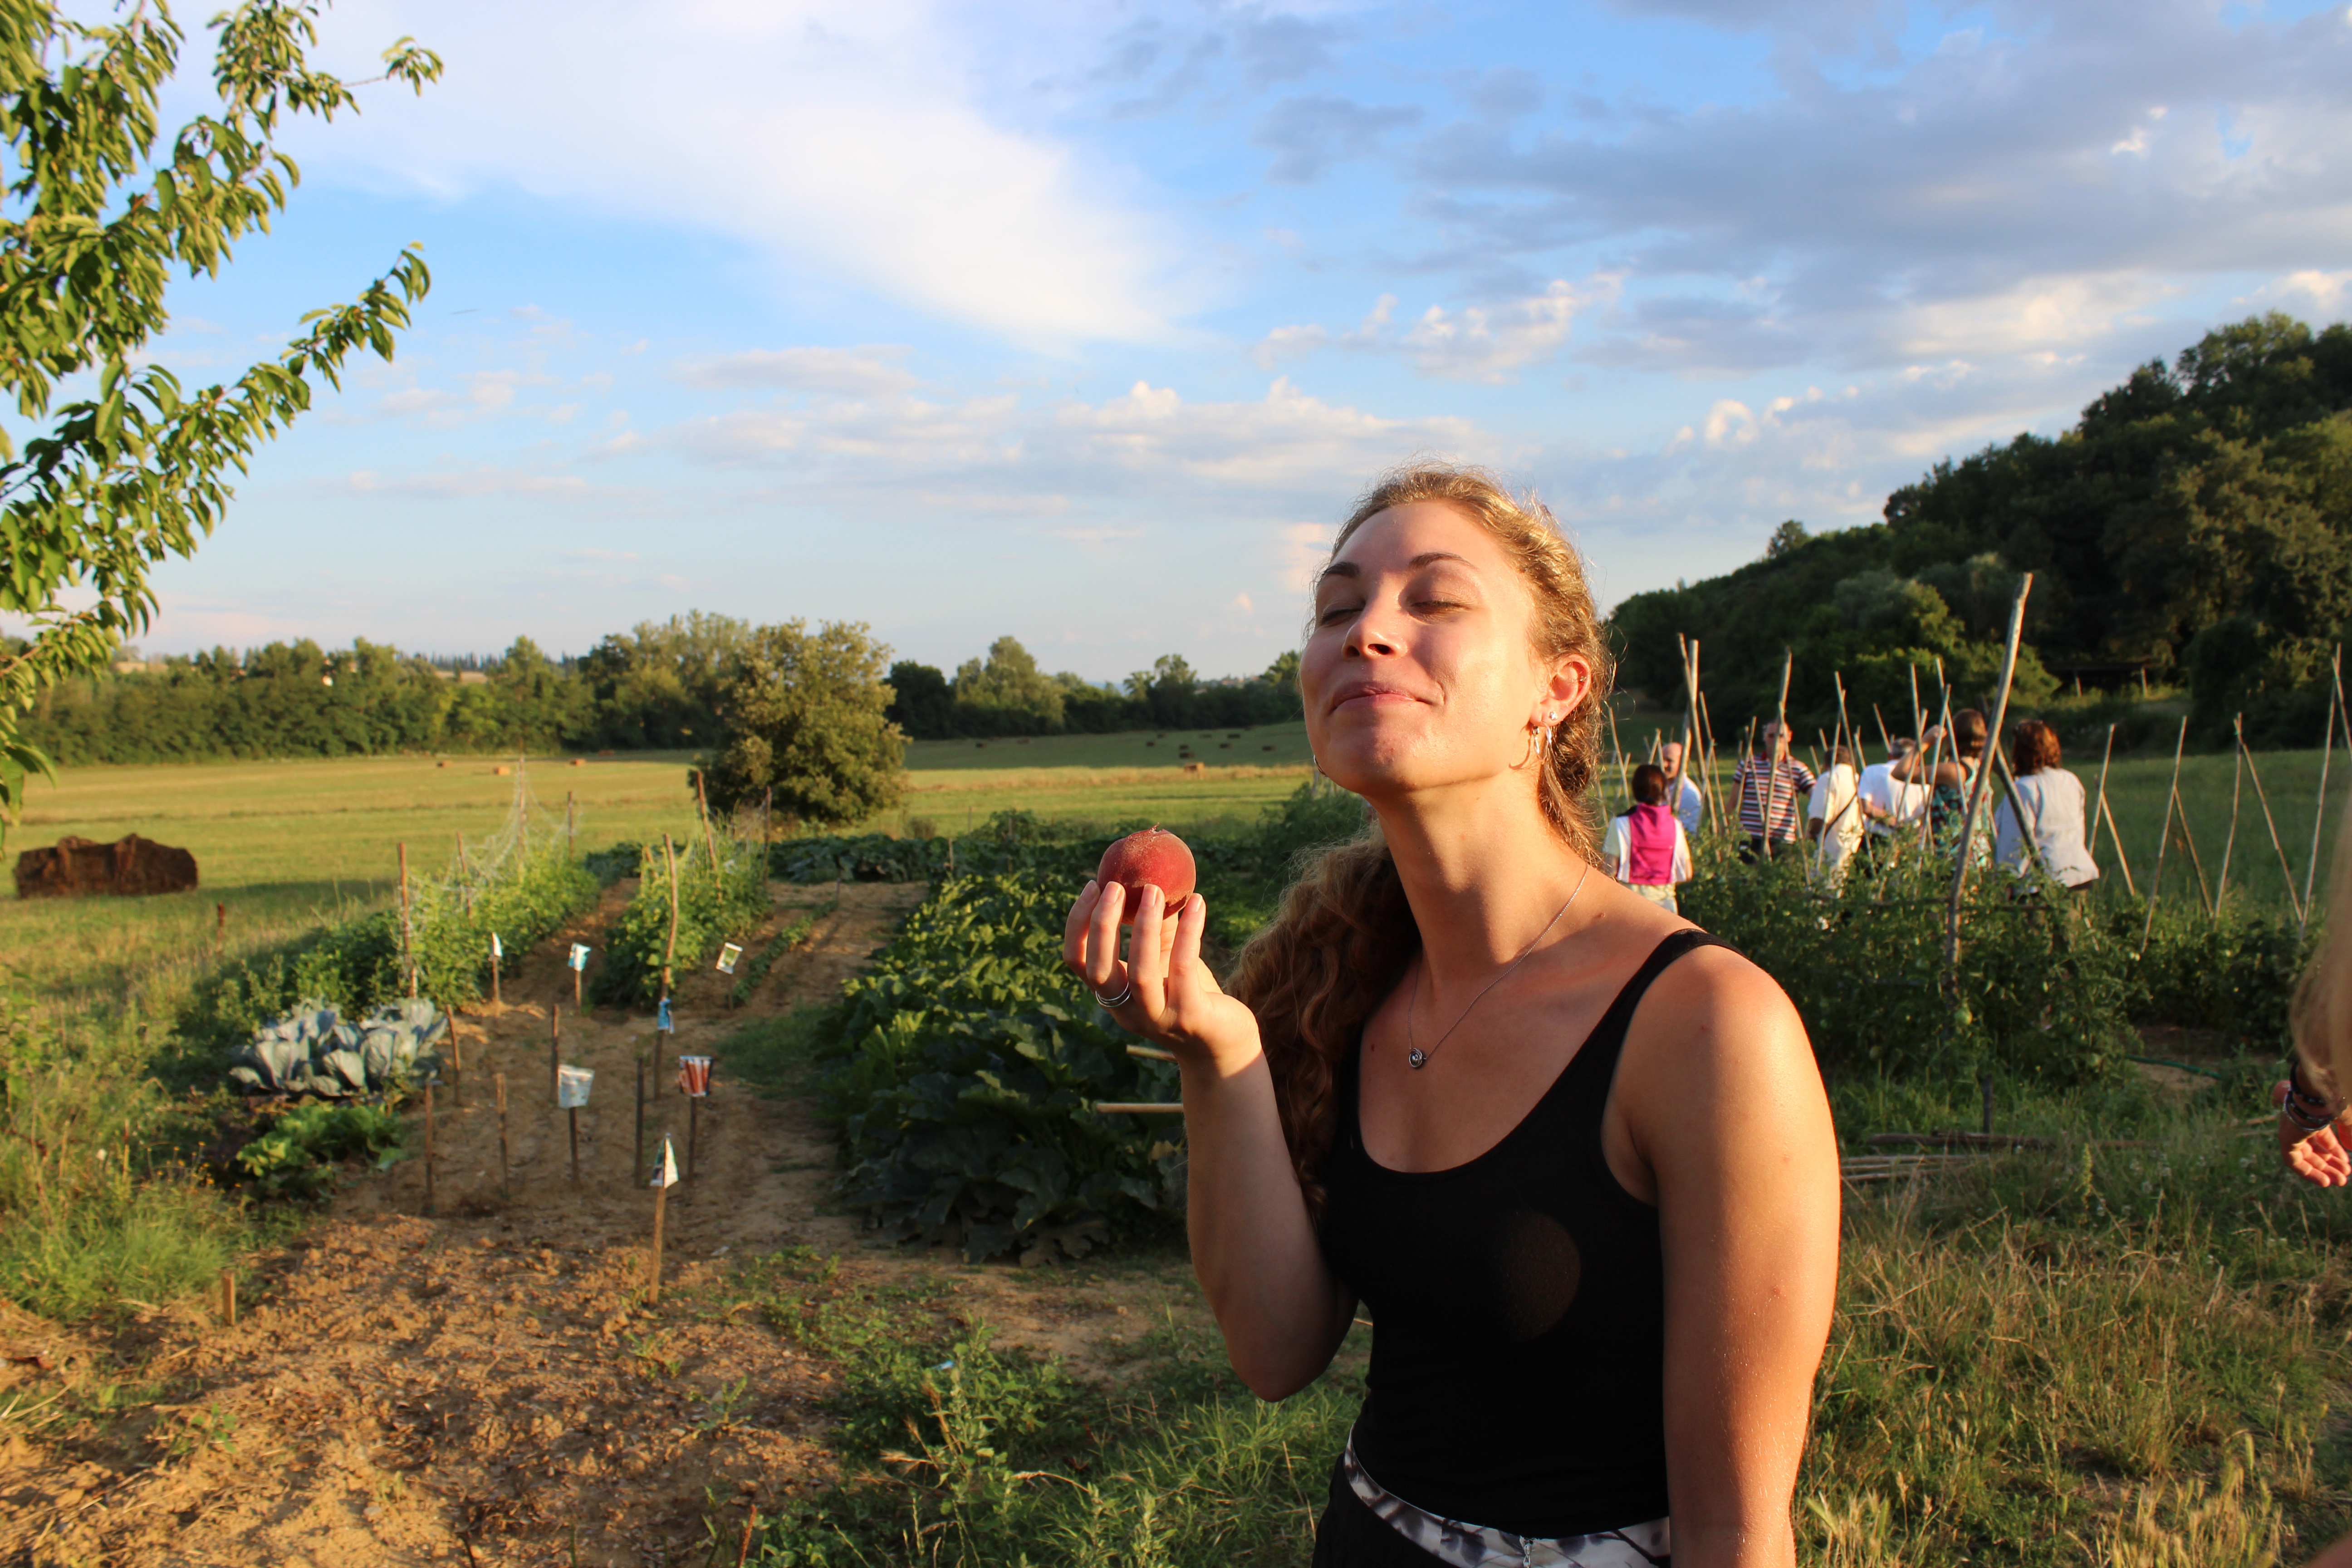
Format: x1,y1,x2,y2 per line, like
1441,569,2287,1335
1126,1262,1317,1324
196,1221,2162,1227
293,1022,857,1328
300,0,1178,349
674,346,920,396
2238,269,2352,321
1254,282,1602,381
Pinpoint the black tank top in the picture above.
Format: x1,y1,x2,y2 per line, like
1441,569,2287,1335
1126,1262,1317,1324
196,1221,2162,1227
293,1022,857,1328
1318,929,1726,1539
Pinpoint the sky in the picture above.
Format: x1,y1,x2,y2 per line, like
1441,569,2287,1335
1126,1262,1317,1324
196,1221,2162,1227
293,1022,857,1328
25,0,2352,683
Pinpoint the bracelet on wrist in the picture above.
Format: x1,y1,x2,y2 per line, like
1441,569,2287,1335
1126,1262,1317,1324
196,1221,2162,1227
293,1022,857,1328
2283,1094,2339,1136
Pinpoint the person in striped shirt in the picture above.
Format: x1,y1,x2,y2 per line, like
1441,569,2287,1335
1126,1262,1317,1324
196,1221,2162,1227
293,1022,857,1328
1730,721,1816,861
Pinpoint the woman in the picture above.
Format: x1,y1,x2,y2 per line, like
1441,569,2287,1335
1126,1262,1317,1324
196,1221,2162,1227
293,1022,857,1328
1064,465,1840,1567
2278,791,2352,1568
1992,719,2098,892
1603,762,1693,913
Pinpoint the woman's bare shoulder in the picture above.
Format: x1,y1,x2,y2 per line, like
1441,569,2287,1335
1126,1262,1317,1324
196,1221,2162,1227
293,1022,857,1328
1632,935,1813,1080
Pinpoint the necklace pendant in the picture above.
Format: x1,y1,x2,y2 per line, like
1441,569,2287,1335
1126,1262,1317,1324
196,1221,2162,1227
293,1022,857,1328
1407,1047,1428,1070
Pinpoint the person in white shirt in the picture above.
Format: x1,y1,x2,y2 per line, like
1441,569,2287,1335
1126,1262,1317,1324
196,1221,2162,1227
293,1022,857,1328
1805,745,1863,884
1659,740,1704,836
1856,738,1931,850
1994,719,2100,891
1602,764,1695,912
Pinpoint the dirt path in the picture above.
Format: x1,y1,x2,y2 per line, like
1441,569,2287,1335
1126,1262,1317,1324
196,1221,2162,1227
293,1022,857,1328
1,880,1205,1568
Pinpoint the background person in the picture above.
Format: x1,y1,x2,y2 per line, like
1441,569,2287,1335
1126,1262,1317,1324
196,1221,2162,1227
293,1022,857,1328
1856,737,1930,853
1806,745,1862,883
1993,719,2098,891
1660,740,1704,836
1605,762,1694,912
1730,721,1816,862
1065,463,1840,1568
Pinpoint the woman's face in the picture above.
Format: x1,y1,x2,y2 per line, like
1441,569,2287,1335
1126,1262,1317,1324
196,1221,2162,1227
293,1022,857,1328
1300,500,1587,799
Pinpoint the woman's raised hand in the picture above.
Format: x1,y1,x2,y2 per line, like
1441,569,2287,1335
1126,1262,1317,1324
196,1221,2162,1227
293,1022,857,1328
2276,1081,2352,1187
1064,881,1261,1074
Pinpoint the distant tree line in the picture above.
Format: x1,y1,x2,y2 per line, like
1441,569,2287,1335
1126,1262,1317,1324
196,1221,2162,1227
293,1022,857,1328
1610,313,2352,747
883,639,1303,739
10,615,1303,768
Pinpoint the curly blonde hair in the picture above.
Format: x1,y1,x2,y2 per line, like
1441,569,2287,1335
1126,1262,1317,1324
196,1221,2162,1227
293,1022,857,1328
1227,462,1614,1216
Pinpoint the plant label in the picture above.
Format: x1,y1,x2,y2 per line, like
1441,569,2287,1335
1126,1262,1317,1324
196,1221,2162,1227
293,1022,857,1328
715,942,743,975
491,932,503,960
678,1055,713,1097
657,997,673,1032
651,1135,679,1189
557,1064,594,1108
568,943,590,971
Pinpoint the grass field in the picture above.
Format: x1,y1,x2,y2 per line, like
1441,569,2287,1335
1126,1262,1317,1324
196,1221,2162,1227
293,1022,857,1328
8,714,2349,1024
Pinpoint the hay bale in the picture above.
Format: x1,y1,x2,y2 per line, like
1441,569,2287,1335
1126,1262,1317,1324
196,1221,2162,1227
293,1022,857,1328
13,834,199,899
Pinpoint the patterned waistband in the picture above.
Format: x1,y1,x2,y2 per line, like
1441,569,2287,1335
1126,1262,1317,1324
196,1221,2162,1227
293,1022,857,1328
1342,1440,1671,1568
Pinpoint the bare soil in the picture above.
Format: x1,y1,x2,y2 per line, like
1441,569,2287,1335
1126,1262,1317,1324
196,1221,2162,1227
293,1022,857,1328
1,881,1206,1567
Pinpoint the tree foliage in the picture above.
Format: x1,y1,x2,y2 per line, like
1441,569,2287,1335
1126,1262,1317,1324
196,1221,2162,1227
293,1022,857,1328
1612,314,2352,744
0,0,438,837
702,619,906,829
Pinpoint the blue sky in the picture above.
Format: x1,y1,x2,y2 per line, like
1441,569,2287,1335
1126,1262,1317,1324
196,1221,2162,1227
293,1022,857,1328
43,0,2352,683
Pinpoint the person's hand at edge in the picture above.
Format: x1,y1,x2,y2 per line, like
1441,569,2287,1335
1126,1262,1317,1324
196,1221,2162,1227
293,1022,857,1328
2276,1080,2352,1187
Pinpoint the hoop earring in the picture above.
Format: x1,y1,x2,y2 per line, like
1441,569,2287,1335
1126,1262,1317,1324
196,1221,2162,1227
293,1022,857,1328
1513,725,1543,770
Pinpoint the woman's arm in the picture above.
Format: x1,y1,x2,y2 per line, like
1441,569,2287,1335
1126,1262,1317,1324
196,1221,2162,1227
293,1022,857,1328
1065,881,1355,1397
1618,951,1841,1568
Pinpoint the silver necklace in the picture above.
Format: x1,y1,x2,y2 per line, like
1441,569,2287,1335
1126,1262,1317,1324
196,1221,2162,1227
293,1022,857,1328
1406,863,1593,1071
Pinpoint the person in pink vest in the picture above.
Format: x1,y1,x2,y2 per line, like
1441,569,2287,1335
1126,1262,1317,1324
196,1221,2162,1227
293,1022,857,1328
1604,763,1694,913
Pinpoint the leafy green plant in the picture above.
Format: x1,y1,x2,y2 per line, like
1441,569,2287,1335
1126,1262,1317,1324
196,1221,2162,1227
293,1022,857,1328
225,999,445,1098
232,1101,407,1198
820,871,1186,1261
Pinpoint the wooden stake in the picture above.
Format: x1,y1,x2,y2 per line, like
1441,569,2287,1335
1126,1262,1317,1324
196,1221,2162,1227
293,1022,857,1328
660,834,681,1011
423,1084,436,1217
568,1106,580,1186
398,842,417,1000
490,933,502,1009
2140,716,2190,956
220,1268,236,1328
2087,723,2119,861
2304,647,2342,936
573,961,583,1012
688,1093,700,1185
2176,802,2215,913
2217,720,2245,905
1606,702,1631,805
2237,716,2303,921
450,1022,464,1109
696,771,722,887
496,1073,510,1201
1944,573,2032,979
635,1055,646,1183
550,1004,562,1106
1763,649,1793,858
649,1181,669,1304
738,1509,760,1568
2100,789,2138,897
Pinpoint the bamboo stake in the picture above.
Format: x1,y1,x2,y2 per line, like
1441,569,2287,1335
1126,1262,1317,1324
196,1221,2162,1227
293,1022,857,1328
635,1055,646,1183
549,1004,561,1106
219,1269,236,1328
568,1105,580,1186
1944,574,2032,978
688,1093,701,1186
2304,647,2342,936
697,771,722,888
2100,790,2137,897
496,1073,510,1200
649,1179,669,1305
2236,717,2303,921
660,834,681,1008
1764,649,1794,858
449,1020,464,1108
2140,716,2190,957
2217,720,2245,905
423,1084,436,1217
1607,702,1631,804
397,842,417,999
1908,664,1926,757
2087,724,2119,859
2176,803,2215,913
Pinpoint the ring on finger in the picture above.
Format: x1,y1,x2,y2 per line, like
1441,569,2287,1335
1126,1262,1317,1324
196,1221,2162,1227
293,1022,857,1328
1094,980,1135,1009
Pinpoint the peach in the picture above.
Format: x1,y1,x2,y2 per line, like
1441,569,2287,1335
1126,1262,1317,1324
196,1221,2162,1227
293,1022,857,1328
1096,827,1196,923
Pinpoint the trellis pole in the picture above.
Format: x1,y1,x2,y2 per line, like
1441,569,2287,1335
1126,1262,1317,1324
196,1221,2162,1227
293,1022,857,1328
2217,719,2246,906
2236,715,2303,923
1763,649,1793,858
2304,647,2342,936
1943,573,2031,979
2140,716,2192,956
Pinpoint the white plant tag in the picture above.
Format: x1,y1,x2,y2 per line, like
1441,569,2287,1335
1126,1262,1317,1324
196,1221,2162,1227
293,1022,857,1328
556,1064,594,1107
568,943,590,971
652,1136,679,1189
715,943,743,975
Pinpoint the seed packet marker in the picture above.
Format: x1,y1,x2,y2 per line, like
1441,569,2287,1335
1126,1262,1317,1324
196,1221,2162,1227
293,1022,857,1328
490,931,503,1009
558,1065,594,1185
568,942,591,1008
715,942,743,975
679,1055,713,1180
